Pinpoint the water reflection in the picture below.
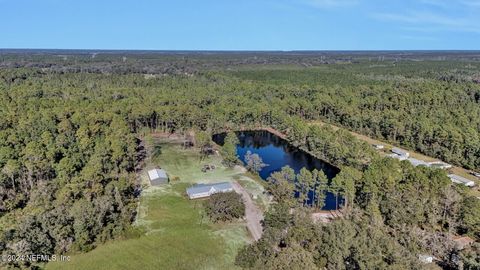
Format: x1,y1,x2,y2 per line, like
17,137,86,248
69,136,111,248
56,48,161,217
213,130,342,210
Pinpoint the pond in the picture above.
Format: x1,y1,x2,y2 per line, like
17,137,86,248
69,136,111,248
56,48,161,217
212,130,341,210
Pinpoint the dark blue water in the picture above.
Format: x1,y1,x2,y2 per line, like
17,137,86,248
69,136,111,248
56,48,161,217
213,130,341,210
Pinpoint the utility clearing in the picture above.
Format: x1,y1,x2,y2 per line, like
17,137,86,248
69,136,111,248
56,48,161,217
47,137,267,270
309,120,480,197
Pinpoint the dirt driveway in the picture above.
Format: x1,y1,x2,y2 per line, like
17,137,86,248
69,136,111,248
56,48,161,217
232,181,264,241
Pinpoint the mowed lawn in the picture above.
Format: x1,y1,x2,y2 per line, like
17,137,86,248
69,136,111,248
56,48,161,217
46,139,259,270
150,140,246,184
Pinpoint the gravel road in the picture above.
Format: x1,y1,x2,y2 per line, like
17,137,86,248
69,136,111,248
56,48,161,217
232,181,264,241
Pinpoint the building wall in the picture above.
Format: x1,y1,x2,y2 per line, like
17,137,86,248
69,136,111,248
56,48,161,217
188,189,233,199
189,192,211,199
151,177,168,186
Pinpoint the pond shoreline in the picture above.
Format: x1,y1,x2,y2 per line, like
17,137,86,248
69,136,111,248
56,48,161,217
218,126,288,140
213,129,342,210
216,126,340,171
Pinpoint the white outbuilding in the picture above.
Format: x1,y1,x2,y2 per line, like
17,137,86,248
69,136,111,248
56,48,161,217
373,144,384,150
428,161,452,170
387,153,407,161
148,168,169,185
186,182,234,199
391,147,410,158
407,158,430,167
448,174,475,187
418,255,434,264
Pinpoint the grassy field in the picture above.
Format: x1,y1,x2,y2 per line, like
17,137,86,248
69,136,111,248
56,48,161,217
47,138,267,270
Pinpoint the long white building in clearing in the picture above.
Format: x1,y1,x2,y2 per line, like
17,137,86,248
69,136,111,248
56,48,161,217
186,182,234,199
448,174,475,187
392,147,410,158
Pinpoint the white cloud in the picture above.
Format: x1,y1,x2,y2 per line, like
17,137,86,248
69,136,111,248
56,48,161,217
373,10,480,33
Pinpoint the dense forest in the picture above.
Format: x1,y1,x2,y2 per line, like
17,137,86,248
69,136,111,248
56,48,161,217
237,160,479,269
228,62,480,170
0,51,479,269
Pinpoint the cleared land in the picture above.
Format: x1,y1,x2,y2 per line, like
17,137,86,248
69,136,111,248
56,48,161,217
47,137,267,270
231,181,264,241
309,120,480,196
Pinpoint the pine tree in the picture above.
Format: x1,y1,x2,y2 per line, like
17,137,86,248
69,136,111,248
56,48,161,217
296,168,313,206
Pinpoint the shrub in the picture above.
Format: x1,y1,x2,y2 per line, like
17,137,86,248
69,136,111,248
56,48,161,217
205,192,245,223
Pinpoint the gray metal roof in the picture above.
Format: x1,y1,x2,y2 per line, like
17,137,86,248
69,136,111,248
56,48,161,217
407,158,430,167
392,147,409,156
148,169,168,180
186,182,233,197
448,174,475,186
388,153,407,161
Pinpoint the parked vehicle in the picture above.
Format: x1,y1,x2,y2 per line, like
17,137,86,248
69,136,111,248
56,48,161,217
201,164,216,173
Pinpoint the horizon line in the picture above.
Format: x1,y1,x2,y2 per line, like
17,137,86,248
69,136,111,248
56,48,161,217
1,48,480,53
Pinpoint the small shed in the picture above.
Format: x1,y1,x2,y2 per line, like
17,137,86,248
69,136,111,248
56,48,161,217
186,182,233,199
448,174,475,187
392,147,410,158
418,255,434,264
373,144,384,150
148,169,169,185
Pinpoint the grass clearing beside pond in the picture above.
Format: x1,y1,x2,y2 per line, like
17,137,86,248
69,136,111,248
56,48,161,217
47,138,264,270
150,140,244,185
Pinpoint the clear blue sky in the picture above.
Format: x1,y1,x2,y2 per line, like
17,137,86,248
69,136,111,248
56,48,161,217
1,0,479,50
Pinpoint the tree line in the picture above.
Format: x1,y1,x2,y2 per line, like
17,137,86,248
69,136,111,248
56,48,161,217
237,158,479,269
0,56,479,268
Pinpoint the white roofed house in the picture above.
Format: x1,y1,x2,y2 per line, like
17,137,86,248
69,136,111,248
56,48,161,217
148,168,169,186
186,182,234,199
448,174,475,187
428,161,452,170
391,147,410,158
387,153,407,161
407,158,430,167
